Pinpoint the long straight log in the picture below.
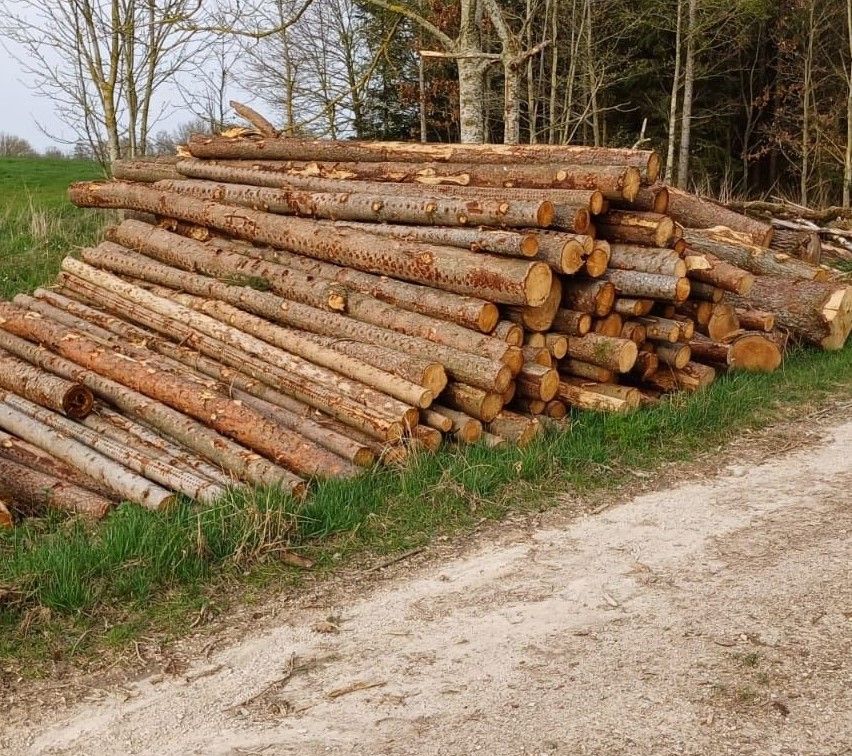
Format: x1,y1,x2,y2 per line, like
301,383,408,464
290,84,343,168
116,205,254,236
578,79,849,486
644,362,716,393
180,159,638,203
155,177,555,229
608,244,686,276
0,348,93,418
560,377,641,409
1,392,225,504
69,182,552,306
666,187,773,246
0,328,302,492
685,251,754,295
565,333,638,373
600,270,690,302
724,277,852,350
113,156,180,183
185,137,661,180
0,456,114,519
0,301,340,480
0,400,176,510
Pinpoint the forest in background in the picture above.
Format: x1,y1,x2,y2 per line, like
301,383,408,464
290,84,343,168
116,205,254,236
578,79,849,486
1,0,850,207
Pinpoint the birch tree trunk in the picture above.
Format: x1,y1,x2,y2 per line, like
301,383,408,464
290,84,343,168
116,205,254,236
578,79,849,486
676,0,696,189
845,0,852,207
665,0,683,181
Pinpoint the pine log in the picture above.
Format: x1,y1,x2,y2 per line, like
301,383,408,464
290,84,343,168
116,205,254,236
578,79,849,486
69,182,552,306
0,348,93,419
0,400,176,510
480,431,507,448
0,301,346,480
533,234,586,274
551,309,592,336
675,301,714,326
645,362,716,392
614,297,654,317
0,456,114,519
442,383,503,423
596,211,675,247
725,277,852,350
684,251,755,296
682,230,826,281
689,333,782,372
654,342,691,369
563,280,616,316
770,227,821,265
565,333,638,373
1,392,226,504
593,313,624,337
544,400,567,419
411,425,443,452
560,377,641,409
523,346,553,367
560,359,616,383
432,405,483,443
505,276,562,332
112,156,181,183
422,408,454,433
699,303,740,342
612,185,669,214
601,270,690,302
666,187,773,246
486,410,541,446
608,244,686,276
557,381,631,413
620,321,647,344
583,241,611,278
688,281,724,303
734,308,775,332
544,333,568,359
670,314,696,340
637,316,680,343
493,320,524,345
512,396,547,415
0,328,301,491
524,332,546,347
184,137,661,180
630,351,659,381
517,363,560,401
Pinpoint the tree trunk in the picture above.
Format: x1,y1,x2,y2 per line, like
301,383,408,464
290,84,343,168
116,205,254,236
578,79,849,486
686,251,755,295
666,187,773,246
69,182,552,307
565,333,638,373
493,321,524,344
596,210,675,247
734,308,775,332
608,245,686,276
645,361,716,393
457,57,487,143
769,229,821,265
654,342,691,369
676,0,696,189
637,316,680,343
666,0,683,181
505,277,562,332
593,313,624,337
689,332,782,372
0,348,93,419
559,359,615,383
600,270,691,302
556,381,631,413
113,157,181,183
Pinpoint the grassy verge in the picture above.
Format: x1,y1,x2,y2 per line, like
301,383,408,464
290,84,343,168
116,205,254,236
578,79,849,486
2,343,850,672
0,157,108,299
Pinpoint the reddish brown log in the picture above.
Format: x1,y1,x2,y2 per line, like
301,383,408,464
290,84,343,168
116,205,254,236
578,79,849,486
666,187,773,246
597,211,675,247
601,270,690,302
0,348,93,419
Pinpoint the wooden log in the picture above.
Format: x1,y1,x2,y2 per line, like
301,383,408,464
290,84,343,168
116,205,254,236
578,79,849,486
596,211,675,247
620,321,647,344
560,360,616,383
1,392,226,504
562,280,616,316
698,303,740,342
411,425,443,452
560,377,641,409
613,297,654,317
689,333,781,372
637,316,680,343
533,233,586,274
769,227,821,265
557,381,631,413
432,405,482,443
565,333,638,373
524,332,546,347
442,383,503,423
675,300,714,326
725,277,852,350
654,342,691,369
522,346,552,367
551,309,592,336
608,244,686,276
505,276,562,332
630,350,659,381
686,251,755,295
112,156,181,183
648,361,717,392
69,182,553,306
593,313,624,337
0,497,12,527
493,320,524,345
422,408,453,433
544,399,567,419
0,301,341,480
666,187,773,246
184,137,661,181
601,270,690,302
0,400,176,510
0,456,114,519
0,328,302,492
512,396,547,415
544,333,568,359
612,184,669,214
734,308,775,332
688,281,724,303
517,363,559,402
486,410,541,446
0,348,93,419
682,229,826,281
583,241,611,278
480,431,507,448
670,314,695,340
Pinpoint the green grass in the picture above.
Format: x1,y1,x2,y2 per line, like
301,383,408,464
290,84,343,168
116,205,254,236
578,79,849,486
1,343,850,670
0,157,109,298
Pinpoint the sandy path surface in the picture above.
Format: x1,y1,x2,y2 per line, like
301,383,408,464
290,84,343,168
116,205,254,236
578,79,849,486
3,419,851,756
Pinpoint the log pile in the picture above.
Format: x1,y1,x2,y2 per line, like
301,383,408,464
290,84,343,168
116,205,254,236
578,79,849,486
2,113,850,527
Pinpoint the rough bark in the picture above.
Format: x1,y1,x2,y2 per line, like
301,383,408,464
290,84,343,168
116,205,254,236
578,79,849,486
734,308,775,332
69,182,553,307
565,333,638,373
493,320,524,345
544,333,568,359
557,381,631,413
550,309,592,336
112,156,181,183
0,348,93,419
485,410,540,446
431,405,483,443
769,228,822,265
608,244,686,276
637,316,681,343
517,363,559,402
441,383,504,423
601,270,690,302
559,359,615,383
686,251,755,295
654,342,691,369
666,187,773,246
596,211,675,247
562,280,616,317
614,298,654,317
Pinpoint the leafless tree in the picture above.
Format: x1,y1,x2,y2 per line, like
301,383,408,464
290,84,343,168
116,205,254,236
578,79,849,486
0,133,36,156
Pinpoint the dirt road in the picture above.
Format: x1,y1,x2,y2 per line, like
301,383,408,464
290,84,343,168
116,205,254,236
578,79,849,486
3,418,851,755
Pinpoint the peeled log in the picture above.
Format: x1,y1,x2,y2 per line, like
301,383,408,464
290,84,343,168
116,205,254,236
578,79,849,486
442,383,503,423
597,211,674,247
0,348,93,418
69,182,552,306
156,177,554,230
608,244,686,276
565,333,638,373
725,277,852,350
601,270,690,302
666,187,773,246
185,136,661,181
0,456,114,519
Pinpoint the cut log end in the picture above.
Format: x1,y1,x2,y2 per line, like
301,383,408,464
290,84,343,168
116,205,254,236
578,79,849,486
61,385,95,419
820,287,852,351
519,234,540,257
645,154,661,184
478,303,500,333
728,334,783,372
584,246,610,278
537,201,556,227
623,166,642,201
523,263,554,307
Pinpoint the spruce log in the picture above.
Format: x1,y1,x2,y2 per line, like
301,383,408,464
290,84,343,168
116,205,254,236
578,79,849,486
431,405,482,443
112,156,181,183
0,348,93,418
686,251,754,295
523,345,552,367
601,270,690,302
557,381,631,413
69,182,552,306
517,363,559,401
442,383,504,423
505,276,562,332
671,314,695,340
0,456,114,519
512,397,547,415
1,392,225,504
725,277,852,350
184,137,661,180
0,329,301,492
486,410,541,446
675,301,713,326
551,309,592,336
533,231,591,273
654,342,691,369
593,313,624,337
156,177,555,229
493,320,524,345
560,359,616,383
608,244,686,276
699,303,740,342
637,316,680,343
666,187,773,246
0,400,176,510
597,211,675,247
645,362,716,392
563,280,616,316
689,333,781,372
565,333,638,373
734,308,775,332
411,425,443,452
560,377,640,409
612,185,669,214
544,333,568,359
0,301,343,479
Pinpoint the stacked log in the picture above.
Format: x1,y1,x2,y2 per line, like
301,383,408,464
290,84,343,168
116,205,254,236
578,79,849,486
2,119,849,527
